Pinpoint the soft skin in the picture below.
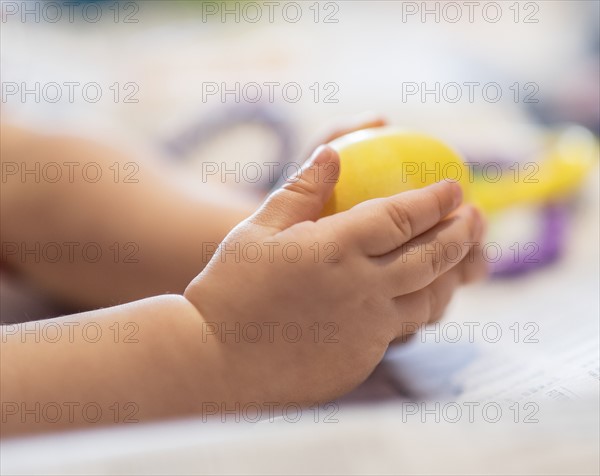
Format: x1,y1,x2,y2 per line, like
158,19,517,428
0,116,387,314
0,121,485,437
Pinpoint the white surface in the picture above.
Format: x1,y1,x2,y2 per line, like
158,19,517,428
1,2,598,474
1,399,598,475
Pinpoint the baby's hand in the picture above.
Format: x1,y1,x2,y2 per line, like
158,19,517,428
185,146,485,406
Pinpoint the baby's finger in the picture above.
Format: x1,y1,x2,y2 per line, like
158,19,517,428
390,264,462,342
378,204,483,295
249,146,340,233
289,113,386,176
459,240,489,284
451,211,488,284
332,180,463,256
390,240,488,345
320,113,387,144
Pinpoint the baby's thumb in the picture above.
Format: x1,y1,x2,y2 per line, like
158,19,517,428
249,146,340,232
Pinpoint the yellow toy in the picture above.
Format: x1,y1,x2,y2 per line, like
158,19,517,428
321,125,598,217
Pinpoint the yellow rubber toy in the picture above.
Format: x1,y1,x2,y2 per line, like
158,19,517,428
468,125,598,214
321,125,597,217
321,127,469,217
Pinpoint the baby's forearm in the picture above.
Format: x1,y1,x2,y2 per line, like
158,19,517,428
0,295,232,437
0,140,486,439
0,124,259,310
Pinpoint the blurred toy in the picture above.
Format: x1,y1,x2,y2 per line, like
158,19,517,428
320,125,598,277
165,106,597,278
321,128,468,217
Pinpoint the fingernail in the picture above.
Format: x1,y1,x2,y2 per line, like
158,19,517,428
449,181,463,208
308,145,333,166
435,179,462,207
470,206,484,239
352,111,387,127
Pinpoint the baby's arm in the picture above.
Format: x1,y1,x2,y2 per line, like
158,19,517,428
1,146,485,437
0,295,226,437
0,118,386,312
0,123,258,310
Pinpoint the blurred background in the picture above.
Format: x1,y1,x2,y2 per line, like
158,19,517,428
1,1,599,474
3,0,599,163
